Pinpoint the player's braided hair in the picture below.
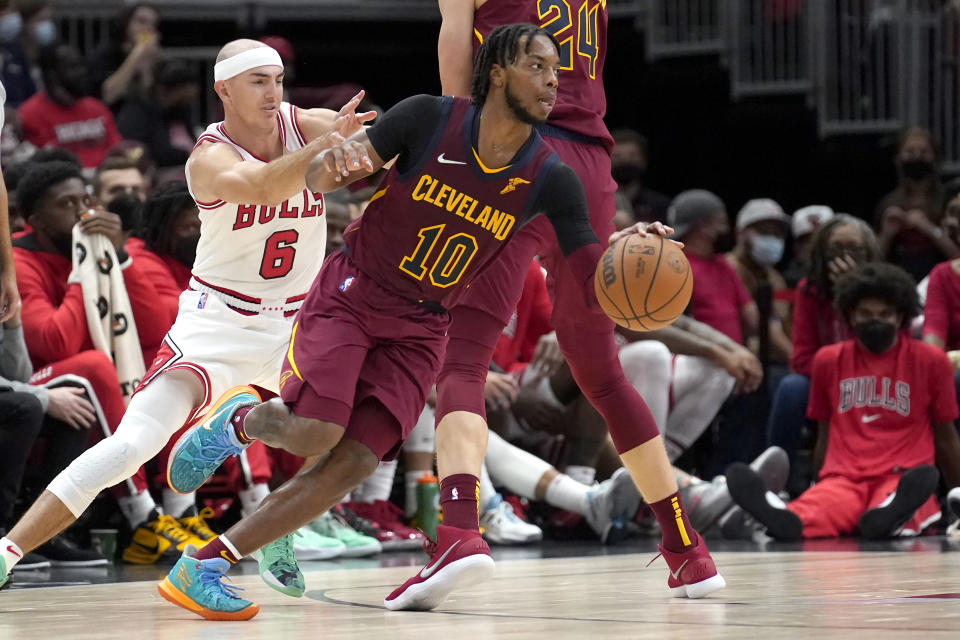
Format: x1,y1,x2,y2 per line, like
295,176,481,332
138,181,195,254
471,23,559,105
834,262,920,328
804,214,882,301
17,161,83,216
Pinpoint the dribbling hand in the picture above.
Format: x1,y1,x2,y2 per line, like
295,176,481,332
608,221,683,249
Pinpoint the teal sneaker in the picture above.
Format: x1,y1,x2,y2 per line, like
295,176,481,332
309,510,382,557
0,556,9,590
251,534,304,598
157,545,259,620
167,386,260,494
292,525,346,560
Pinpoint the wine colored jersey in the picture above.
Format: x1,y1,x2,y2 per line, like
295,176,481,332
472,0,612,150
807,337,958,479
348,95,599,310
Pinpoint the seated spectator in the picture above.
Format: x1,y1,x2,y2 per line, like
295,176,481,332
15,0,54,86
0,2,37,107
921,179,960,352
1,299,105,568
782,205,833,289
18,45,122,170
875,126,959,282
610,128,670,224
668,189,758,347
93,155,146,205
726,198,793,365
115,59,199,168
88,3,160,109
11,161,198,557
769,214,883,488
126,180,197,356
727,263,960,540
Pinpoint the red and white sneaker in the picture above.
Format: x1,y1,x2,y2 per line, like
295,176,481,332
383,525,495,611
656,538,725,599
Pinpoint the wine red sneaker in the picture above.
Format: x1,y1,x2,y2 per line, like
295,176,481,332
383,525,494,611
656,538,725,599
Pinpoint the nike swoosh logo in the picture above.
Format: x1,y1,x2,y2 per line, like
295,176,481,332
862,414,882,423
670,559,688,580
437,153,466,165
419,540,461,579
6,545,21,558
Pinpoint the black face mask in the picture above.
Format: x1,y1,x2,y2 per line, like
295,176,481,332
611,163,645,187
171,235,199,267
106,194,143,232
901,158,935,180
853,320,897,354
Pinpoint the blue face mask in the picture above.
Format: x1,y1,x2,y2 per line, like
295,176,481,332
749,234,785,265
32,19,56,46
0,12,22,42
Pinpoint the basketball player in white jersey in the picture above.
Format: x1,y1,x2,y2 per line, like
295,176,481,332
0,39,374,588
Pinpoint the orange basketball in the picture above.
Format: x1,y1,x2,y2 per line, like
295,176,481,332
593,234,693,331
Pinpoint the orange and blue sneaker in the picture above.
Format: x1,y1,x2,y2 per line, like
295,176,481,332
167,386,260,494
384,525,495,611
157,545,259,621
653,537,726,599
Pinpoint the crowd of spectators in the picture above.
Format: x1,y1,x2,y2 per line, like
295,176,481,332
1,1,959,577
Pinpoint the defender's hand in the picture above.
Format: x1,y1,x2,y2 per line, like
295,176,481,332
332,90,377,138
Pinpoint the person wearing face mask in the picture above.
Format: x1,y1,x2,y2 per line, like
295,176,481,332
668,189,759,347
768,215,883,495
0,1,36,107
15,0,54,87
875,126,960,283
610,128,670,224
727,262,960,540
727,198,793,365
17,44,122,169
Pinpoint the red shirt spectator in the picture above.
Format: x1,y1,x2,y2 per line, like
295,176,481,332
922,260,960,350
19,92,122,169
492,260,552,374
790,278,851,376
687,252,753,345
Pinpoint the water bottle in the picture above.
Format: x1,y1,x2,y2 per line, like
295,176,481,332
414,473,440,541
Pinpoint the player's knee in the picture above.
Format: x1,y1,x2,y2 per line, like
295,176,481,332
618,340,671,383
315,439,379,494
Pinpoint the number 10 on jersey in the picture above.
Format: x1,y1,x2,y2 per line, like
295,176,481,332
399,224,479,288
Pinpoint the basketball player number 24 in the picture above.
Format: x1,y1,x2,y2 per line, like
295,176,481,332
399,224,478,288
537,0,600,79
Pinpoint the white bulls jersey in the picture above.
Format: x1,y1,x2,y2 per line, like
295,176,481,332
185,102,326,309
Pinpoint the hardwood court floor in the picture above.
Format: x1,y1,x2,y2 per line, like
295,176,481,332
2,545,959,639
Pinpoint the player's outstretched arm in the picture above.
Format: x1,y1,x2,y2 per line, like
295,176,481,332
437,0,476,96
305,130,385,194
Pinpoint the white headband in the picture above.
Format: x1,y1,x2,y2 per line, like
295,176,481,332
214,47,284,82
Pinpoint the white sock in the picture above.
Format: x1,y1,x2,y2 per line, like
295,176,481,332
545,473,591,516
479,463,497,511
118,490,157,527
238,483,270,516
1,537,24,571
360,460,398,503
404,470,426,518
162,488,196,518
564,465,596,486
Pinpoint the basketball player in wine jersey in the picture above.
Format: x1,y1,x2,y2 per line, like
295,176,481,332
159,24,682,620
420,0,725,604
0,39,373,589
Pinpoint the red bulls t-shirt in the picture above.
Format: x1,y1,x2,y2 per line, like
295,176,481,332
808,336,958,479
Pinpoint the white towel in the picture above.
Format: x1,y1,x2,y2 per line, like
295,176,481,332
71,225,145,404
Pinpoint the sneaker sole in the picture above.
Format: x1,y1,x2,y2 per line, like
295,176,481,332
483,532,543,545
294,545,345,561
669,573,727,599
858,466,939,539
727,463,802,541
157,576,260,621
948,486,960,520
383,554,495,611
11,561,52,571
338,543,383,557
259,570,305,598
48,559,110,568
166,385,260,495
751,446,790,494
